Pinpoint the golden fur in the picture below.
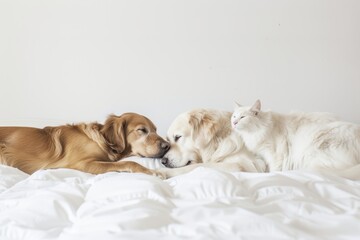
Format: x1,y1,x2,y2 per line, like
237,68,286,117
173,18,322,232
0,113,169,177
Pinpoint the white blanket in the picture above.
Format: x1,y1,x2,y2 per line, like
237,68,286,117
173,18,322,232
1,159,360,240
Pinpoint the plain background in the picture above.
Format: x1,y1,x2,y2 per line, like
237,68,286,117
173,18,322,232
1,0,359,135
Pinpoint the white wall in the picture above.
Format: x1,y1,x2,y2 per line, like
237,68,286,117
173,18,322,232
1,0,359,135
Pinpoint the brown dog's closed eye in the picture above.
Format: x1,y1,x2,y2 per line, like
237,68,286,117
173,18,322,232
0,113,169,178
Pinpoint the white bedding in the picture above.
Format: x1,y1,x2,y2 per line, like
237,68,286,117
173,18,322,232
1,158,360,240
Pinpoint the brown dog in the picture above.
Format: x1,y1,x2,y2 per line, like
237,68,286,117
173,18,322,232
0,113,169,178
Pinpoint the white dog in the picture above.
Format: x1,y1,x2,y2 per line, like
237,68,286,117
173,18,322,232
159,109,266,178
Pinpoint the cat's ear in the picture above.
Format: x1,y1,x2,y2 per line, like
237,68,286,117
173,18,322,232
250,99,261,115
234,101,242,108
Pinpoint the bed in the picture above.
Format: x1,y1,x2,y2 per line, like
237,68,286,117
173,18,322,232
1,157,360,240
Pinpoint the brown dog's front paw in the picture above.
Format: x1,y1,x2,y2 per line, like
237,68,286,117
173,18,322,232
151,170,167,180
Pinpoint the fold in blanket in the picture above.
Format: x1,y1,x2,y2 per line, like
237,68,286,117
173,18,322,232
0,165,359,240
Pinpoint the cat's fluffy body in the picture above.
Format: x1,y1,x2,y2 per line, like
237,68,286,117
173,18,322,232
232,100,360,174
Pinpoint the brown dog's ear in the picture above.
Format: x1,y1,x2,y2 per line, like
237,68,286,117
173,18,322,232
101,114,127,153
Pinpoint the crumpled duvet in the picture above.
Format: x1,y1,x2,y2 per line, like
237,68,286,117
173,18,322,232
1,161,360,240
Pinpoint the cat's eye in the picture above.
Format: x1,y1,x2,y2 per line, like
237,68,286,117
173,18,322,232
240,116,245,119
174,135,181,142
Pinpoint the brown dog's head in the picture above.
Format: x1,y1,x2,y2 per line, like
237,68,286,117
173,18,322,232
101,113,170,158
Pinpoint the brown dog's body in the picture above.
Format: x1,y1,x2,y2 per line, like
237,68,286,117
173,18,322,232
0,113,169,177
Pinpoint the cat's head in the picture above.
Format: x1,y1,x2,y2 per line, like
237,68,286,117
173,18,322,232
231,99,261,130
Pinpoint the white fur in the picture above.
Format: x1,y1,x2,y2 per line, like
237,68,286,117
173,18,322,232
159,109,266,178
232,100,360,178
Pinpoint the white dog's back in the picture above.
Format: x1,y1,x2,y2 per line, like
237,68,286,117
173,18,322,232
298,121,360,170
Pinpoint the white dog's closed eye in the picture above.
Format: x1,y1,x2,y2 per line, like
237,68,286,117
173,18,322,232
174,135,181,142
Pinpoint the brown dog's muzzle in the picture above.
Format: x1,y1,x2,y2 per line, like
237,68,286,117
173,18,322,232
157,141,170,158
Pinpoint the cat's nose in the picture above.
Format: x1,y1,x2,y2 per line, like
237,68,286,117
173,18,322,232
233,120,238,126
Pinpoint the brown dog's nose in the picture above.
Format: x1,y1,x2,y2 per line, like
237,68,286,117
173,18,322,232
161,157,168,165
161,142,170,152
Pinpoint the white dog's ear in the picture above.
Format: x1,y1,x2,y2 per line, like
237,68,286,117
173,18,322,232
250,99,261,115
188,110,216,147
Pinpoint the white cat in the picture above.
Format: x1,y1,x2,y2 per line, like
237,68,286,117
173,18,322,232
231,100,360,177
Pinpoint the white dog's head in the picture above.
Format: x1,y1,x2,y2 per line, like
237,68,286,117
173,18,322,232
162,109,232,168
